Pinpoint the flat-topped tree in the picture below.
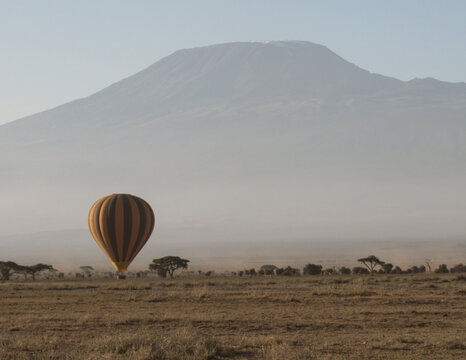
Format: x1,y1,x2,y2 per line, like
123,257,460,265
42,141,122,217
80,266,95,278
149,256,189,278
260,265,278,275
0,261,24,281
357,255,384,274
25,264,55,280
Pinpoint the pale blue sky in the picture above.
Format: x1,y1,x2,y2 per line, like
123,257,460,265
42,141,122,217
1,0,465,125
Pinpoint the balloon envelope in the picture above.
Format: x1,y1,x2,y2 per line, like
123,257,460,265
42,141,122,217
88,194,155,273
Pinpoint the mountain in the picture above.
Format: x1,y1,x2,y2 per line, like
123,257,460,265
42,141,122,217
1,41,465,264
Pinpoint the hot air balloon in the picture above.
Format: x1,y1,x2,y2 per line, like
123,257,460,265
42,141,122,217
88,194,155,276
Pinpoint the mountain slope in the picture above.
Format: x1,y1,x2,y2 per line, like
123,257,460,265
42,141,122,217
3,41,464,140
0,41,465,258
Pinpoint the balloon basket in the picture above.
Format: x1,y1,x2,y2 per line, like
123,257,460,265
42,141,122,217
116,274,126,280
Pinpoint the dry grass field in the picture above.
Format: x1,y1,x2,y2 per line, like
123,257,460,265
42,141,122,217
0,274,465,359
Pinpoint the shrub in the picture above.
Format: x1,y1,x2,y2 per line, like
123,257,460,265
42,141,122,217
323,268,335,275
352,267,369,275
339,266,351,275
303,264,322,275
244,269,257,276
451,264,465,273
382,263,394,273
434,264,449,273
260,265,278,275
276,266,300,276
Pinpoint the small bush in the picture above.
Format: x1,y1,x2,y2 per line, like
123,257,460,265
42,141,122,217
260,265,278,275
434,264,449,273
303,264,322,275
276,266,300,276
451,264,465,273
352,267,369,275
339,266,351,275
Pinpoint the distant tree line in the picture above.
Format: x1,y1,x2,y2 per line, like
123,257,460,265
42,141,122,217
229,256,466,277
0,261,56,281
2,255,464,281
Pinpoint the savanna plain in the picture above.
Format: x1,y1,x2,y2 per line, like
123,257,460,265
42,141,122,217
1,274,465,360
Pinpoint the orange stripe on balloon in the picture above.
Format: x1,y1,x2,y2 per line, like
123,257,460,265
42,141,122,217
99,196,117,261
88,197,112,259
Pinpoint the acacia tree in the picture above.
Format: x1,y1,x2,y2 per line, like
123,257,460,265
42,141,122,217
425,259,432,272
260,265,278,275
149,256,189,278
80,266,95,278
357,255,384,274
24,264,55,280
0,261,23,281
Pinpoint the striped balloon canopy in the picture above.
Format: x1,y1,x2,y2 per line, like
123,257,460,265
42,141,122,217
88,194,155,273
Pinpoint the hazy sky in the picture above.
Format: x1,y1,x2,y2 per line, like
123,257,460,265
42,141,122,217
1,0,465,125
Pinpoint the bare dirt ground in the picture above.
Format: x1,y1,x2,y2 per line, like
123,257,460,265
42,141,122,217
0,274,465,359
